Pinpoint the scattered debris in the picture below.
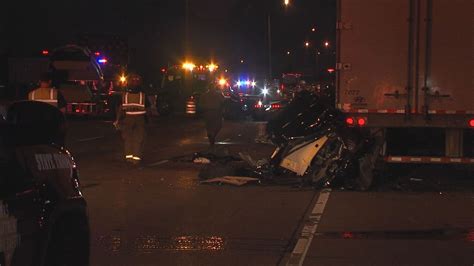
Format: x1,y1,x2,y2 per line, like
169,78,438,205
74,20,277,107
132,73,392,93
200,176,260,186
193,157,211,164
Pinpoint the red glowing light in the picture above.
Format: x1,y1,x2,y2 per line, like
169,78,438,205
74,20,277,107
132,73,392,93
94,52,100,56
327,68,335,73
342,232,354,239
346,117,355,125
42,50,49,55
161,68,166,73
469,119,474,128
358,118,367,126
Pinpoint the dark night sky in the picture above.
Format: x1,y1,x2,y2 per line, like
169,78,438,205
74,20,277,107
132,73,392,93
3,0,335,82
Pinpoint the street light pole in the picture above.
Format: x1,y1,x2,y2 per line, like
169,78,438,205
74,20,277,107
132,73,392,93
267,13,272,79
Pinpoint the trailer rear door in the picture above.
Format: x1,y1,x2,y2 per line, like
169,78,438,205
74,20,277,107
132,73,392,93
337,0,412,113
418,0,474,115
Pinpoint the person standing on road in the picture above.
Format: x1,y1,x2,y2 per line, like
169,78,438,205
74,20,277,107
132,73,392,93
200,82,225,148
114,73,150,165
28,73,67,113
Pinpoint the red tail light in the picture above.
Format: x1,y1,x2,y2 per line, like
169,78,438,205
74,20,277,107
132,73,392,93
346,117,355,126
357,118,367,126
469,119,474,128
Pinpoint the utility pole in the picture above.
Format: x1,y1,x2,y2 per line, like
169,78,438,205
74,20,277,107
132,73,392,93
267,13,272,80
185,0,190,57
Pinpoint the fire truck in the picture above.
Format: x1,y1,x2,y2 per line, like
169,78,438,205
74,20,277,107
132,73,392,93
336,0,473,166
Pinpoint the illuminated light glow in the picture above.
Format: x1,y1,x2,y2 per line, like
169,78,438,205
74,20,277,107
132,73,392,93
42,50,49,55
357,118,367,126
182,62,196,71
94,52,100,56
236,81,242,87
251,81,257,87
284,0,290,6
327,68,335,73
277,89,281,94
324,41,330,47
240,59,244,63
207,63,218,72
262,88,269,95
258,100,263,106
119,75,127,83
469,118,474,128
312,27,316,32
245,80,251,86
218,78,227,86
346,117,355,125
98,58,108,64
305,41,310,47
161,68,166,73
287,51,291,55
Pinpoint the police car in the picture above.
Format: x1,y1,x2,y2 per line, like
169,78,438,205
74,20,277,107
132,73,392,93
0,101,89,266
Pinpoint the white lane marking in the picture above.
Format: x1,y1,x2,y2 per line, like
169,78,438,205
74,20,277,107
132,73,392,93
147,160,170,167
286,188,331,266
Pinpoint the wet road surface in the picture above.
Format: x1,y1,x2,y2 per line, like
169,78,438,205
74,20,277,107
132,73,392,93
66,116,474,266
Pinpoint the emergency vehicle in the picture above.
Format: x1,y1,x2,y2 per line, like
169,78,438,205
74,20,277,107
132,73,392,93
336,0,473,165
0,101,89,266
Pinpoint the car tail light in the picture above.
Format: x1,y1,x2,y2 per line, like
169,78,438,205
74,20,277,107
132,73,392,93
469,118,474,128
346,117,355,126
357,118,367,126
271,104,281,109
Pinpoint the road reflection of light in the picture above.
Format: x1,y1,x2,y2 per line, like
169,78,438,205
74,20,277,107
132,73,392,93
134,235,225,252
176,176,197,190
179,138,193,145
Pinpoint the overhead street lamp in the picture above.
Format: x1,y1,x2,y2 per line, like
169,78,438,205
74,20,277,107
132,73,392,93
284,0,290,6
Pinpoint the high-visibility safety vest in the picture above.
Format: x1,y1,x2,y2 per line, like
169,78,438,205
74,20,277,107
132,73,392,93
122,92,146,115
28,88,58,107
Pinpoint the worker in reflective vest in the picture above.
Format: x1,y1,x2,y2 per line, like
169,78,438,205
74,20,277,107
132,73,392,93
28,73,66,112
114,73,149,164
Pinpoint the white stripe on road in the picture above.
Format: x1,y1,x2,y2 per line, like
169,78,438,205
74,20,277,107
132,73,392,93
286,188,331,266
147,160,170,167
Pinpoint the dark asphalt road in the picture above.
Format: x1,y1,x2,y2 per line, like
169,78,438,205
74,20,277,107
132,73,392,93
66,116,474,266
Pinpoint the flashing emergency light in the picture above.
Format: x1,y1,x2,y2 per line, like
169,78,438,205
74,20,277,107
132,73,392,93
94,52,101,56
42,50,49,55
98,58,108,64
262,88,269,95
469,118,474,128
251,81,257,87
236,81,242,87
119,75,127,83
207,63,218,72
245,80,251,86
